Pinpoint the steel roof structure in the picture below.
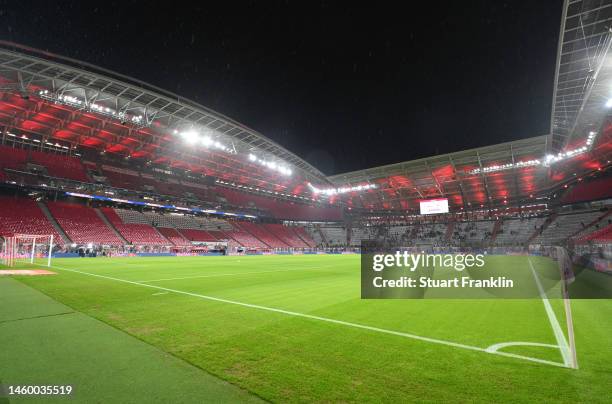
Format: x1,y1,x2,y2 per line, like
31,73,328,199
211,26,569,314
0,0,610,215
550,0,612,153
0,41,329,190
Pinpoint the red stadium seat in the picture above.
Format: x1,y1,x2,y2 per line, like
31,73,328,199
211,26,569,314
46,201,122,246
0,196,64,245
100,207,170,246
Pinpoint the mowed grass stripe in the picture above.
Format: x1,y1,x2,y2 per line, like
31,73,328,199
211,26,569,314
36,262,566,368
0,278,262,403
14,255,611,402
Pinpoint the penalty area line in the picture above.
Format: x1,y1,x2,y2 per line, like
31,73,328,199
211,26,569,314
38,263,568,369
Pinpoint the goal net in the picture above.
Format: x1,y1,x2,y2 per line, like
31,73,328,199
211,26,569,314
1,234,54,268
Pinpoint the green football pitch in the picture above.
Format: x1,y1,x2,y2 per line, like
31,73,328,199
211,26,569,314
1,254,612,403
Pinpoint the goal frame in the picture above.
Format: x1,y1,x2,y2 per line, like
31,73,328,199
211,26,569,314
2,234,54,267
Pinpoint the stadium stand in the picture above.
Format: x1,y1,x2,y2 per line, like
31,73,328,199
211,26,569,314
494,217,547,245
263,223,309,248
0,145,28,176
156,227,191,246
561,176,612,204
452,221,493,244
178,228,218,242
223,225,269,248
46,201,123,246
314,225,347,246
0,196,64,244
293,226,316,247
100,207,169,245
237,222,288,248
29,150,89,182
532,210,603,245
575,223,612,243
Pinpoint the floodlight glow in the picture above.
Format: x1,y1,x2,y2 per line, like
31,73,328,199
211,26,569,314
183,130,199,144
308,182,376,196
248,153,257,161
201,136,213,147
606,98,612,108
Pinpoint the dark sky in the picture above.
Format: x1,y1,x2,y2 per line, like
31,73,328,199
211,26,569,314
0,0,563,175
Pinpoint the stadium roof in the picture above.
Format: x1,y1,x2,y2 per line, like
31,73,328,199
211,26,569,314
550,0,612,153
0,41,329,190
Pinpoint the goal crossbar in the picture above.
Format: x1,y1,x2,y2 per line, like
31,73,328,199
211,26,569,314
2,234,54,267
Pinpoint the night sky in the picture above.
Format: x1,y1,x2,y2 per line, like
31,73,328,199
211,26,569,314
0,0,563,175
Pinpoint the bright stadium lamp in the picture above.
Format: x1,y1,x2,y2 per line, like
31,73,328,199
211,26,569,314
182,130,199,144
606,98,612,108
201,136,213,147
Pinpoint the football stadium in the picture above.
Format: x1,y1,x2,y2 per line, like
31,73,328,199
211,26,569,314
1,1,612,403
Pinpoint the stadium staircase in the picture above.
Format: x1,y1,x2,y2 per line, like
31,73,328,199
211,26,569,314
94,208,128,244
263,224,309,248
0,196,64,245
315,224,327,245
157,227,191,246
46,202,123,246
293,226,316,247
38,201,71,245
444,222,455,242
527,213,558,243
100,207,170,246
236,222,283,248
490,219,502,243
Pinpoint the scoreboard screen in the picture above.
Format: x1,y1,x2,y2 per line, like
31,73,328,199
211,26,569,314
419,198,449,215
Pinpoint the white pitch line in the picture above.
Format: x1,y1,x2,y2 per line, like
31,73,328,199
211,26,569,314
38,263,568,368
528,258,572,368
137,266,336,283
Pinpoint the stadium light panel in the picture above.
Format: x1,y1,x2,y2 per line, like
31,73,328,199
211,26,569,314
182,130,199,144
606,98,612,108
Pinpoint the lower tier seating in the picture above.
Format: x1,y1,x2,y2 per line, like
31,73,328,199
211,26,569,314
178,229,218,242
238,222,288,248
0,196,63,244
100,207,170,246
263,223,309,248
157,227,191,246
46,201,122,246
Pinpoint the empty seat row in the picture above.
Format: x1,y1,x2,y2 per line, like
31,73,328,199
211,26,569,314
46,201,123,246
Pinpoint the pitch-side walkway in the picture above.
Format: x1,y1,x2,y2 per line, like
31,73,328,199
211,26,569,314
0,277,262,404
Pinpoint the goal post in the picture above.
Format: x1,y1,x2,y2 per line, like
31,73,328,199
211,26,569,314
1,234,54,268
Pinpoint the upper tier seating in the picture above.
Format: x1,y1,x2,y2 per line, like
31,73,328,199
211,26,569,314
561,177,612,204
215,187,343,221
100,207,169,246
0,196,63,244
0,146,28,177
237,222,288,248
262,223,309,248
46,201,123,246
102,168,143,190
30,150,89,182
